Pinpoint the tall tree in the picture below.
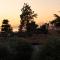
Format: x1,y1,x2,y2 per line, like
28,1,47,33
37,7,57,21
19,3,37,32
1,19,12,33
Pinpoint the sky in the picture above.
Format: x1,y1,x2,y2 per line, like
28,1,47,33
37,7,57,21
0,0,60,31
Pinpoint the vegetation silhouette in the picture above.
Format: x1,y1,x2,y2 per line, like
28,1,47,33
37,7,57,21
26,21,38,35
15,43,33,60
50,14,60,27
40,23,49,34
0,3,60,60
19,3,37,32
38,38,60,60
1,19,13,33
0,46,9,60
36,23,49,34
0,43,33,60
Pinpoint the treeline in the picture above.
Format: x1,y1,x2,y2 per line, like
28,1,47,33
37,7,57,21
0,3,49,34
0,3,60,36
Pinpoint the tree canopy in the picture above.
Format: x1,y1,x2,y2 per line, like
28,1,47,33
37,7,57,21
19,3,37,32
1,19,13,33
50,14,60,26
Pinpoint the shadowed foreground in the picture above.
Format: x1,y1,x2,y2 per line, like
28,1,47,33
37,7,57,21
0,34,60,60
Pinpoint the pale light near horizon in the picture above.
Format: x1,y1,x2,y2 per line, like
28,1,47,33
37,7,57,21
0,0,60,31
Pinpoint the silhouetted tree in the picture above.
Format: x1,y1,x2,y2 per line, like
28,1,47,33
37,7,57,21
19,3,37,32
1,19,12,33
50,14,60,27
40,23,49,34
26,21,38,33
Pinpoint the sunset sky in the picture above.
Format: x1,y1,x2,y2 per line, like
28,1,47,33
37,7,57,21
0,0,60,31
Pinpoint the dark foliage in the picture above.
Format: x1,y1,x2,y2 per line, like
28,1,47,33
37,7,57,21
15,43,33,60
39,39,60,60
26,21,38,33
40,23,49,34
50,14,60,27
0,46,9,60
19,3,37,32
36,23,49,34
0,42,33,60
1,19,13,33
